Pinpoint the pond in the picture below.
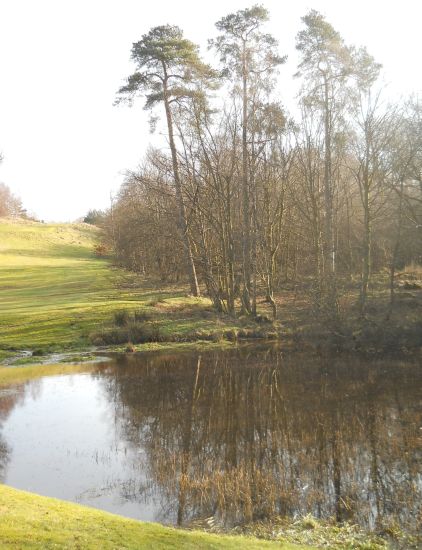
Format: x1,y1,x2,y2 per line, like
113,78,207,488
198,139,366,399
0,346,421,532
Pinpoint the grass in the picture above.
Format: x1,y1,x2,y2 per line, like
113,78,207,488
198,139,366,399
0,219,416,549
0,219,291,550
0,485,314,549
0,349,15,361
0,219,270,357
1,219,420,358
234,515,399,549
0,219,133,350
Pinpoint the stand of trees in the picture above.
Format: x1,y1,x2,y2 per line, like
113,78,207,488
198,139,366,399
106,7,422,320
0,183,26,218
0,154,27,219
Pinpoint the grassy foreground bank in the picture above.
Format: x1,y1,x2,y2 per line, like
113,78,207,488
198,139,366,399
0,485,313,550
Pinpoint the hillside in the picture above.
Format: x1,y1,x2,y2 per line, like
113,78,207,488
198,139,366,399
1,219,421,360
0,219,146,351
0,485,312,550
0,219,251,356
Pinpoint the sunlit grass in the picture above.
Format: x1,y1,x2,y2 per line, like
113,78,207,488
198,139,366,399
0,219,230,351
0,485,313,549
0,219,262,354
0,220,130,349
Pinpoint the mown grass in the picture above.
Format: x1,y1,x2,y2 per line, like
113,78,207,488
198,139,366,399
0,219,274,357
0,219,135,350
0,485,313,549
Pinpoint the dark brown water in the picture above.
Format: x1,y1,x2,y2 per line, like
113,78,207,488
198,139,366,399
0,346,421,531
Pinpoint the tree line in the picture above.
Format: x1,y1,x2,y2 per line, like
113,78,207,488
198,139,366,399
0,154,28,219
100,6,422,320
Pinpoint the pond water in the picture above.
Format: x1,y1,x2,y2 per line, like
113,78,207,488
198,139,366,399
0,346,421,531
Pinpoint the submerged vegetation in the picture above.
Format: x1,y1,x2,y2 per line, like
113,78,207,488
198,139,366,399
93,350,421,541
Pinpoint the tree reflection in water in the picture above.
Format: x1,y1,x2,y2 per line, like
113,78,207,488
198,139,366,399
99,347,422,531
0,384,30,482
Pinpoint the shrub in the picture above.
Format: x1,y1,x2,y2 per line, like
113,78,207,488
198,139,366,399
90,327,128,346
128,321,161,343
91,334,105,346
113,310,131,327
93,243,108,257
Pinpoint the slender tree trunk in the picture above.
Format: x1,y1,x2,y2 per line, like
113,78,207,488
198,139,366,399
266,266,277,320
241,42,251,313
345,192,354,281
360,181,371,316
162,73,200,297
198,215,224,312
251,171,258,316
323,77,338,317
386,180,404,320
264,195,277,320
226,185,236,315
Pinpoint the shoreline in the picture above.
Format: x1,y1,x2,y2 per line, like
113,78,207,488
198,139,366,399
0,484,309,550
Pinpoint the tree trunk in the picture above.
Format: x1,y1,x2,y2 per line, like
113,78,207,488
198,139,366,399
323,77,338,317
386,180,404,320
360,182,371,316
162,72,200,297
241,41,251,313
226,186,236,316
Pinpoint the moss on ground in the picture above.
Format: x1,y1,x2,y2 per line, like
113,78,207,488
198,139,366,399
0,485,313,549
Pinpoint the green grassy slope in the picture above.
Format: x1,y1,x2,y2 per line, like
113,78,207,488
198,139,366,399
0,219,263,354
0,219,130,349
0,219,217,351
0,485,313,550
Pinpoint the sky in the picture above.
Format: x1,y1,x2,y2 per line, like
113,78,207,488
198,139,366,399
0,0,421,221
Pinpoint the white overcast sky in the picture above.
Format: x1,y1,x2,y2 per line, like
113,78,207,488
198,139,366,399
0,0,421,221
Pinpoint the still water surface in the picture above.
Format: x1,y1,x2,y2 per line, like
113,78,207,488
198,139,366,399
0,347,421,530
